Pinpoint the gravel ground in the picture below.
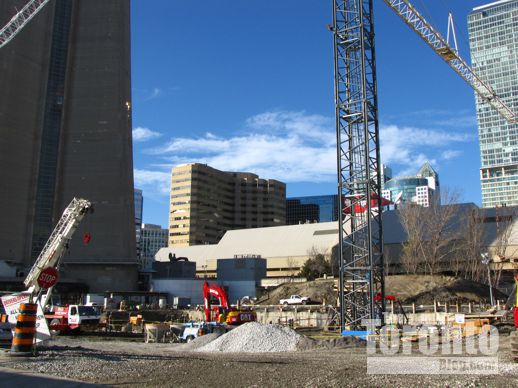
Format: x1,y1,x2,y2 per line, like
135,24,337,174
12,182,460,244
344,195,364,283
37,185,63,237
0,334,515,387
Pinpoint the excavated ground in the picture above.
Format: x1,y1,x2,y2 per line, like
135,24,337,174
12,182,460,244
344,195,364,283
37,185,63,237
0,333,516,387
257,275,508,306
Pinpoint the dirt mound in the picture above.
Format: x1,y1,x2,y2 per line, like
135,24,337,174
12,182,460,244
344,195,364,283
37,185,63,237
385,275,507,304
196,322,302,353
257,275,507,306
257,279,336,305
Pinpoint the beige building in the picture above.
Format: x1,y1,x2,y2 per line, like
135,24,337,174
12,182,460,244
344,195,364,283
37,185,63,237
158,221,340,278
169,163,286,246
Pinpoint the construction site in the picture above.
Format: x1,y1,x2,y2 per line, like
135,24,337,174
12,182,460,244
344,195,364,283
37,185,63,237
1,0,518,386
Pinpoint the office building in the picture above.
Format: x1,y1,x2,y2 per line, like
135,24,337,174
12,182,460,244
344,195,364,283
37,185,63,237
169,163,285,246
380,164,393,191
0,0,137,291
141,223,168,270
468,0,518,207
286,195,339,224
382,162,439,208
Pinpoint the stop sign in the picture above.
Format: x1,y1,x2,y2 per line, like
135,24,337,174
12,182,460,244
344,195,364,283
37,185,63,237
37,267,59,289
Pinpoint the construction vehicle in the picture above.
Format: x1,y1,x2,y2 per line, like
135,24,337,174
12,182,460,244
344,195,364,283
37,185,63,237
203,281,257,326
1,198,92,340
280,295,311,306
44,304,101,335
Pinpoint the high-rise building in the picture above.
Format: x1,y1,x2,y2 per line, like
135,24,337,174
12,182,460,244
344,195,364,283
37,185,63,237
0,0,137,291
169,163,286,246
286,195,339,225
380,164,393,191
382,162,439,208
468,0,518,207
134,188,143,260
140,224,168,271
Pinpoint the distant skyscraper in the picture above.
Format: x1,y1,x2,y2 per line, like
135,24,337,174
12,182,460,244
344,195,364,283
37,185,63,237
0,0,137,291
383,162,439,208
380,164,393,191
286,195,339,225
468,0,518,207
169,163,286,246
140,223,168,270
134,188,143,259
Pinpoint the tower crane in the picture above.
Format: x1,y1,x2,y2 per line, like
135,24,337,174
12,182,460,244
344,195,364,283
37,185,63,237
383,0,517,124
0,0,50,49
333,0,517,332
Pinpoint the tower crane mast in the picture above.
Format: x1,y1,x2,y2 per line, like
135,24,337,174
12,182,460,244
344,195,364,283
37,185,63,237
332,0,385,331
383,0,517,124
0,0,50,50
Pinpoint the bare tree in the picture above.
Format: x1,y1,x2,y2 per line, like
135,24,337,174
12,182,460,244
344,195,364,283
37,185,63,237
286,256,297,279
398,202,425,274
491,205,518,287
457,208,485,282
398,187,461,276
420,188,461,276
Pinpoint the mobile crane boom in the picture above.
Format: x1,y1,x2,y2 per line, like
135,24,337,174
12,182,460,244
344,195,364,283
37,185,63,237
383,0,517,124
24,197,91,303
0,0,50,49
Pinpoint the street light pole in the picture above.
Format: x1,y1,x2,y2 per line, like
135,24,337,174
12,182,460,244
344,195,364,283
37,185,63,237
481,252,495,306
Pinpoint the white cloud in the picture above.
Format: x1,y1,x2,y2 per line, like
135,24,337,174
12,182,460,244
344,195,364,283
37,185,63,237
383,109,477,129
134,169,170,195
246,111,335,146
144,87,162,101
146,111,337,183
379,124,473,169
135,111,475,199
133,126,162,142
441,150,463,160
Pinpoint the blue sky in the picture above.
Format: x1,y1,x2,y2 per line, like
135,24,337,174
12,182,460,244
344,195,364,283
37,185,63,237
131,1,492,227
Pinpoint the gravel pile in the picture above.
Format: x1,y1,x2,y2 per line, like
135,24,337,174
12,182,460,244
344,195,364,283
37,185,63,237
196,322,302,353
177,332,221,351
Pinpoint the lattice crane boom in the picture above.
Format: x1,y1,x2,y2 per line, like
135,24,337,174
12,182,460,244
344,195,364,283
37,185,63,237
0,0,50,49
383,0,517,124
24,198,91,296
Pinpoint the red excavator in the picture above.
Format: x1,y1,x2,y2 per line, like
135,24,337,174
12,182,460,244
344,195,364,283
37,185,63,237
203,281,256,325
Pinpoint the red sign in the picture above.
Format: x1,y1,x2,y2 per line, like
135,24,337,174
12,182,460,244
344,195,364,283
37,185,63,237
37,267,59,289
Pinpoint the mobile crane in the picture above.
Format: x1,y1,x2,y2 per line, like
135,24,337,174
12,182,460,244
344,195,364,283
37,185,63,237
1,198,92,339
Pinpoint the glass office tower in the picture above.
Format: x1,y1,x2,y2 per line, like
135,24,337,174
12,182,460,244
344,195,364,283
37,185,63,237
468,0,518,207
286,195,339,224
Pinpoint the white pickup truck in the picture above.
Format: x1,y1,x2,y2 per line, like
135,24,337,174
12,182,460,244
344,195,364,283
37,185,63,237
279,295,311,305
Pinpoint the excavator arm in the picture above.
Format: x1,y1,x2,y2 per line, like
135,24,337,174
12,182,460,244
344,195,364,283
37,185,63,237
202,281,230,322
383,0,517,124
0,0,50,49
